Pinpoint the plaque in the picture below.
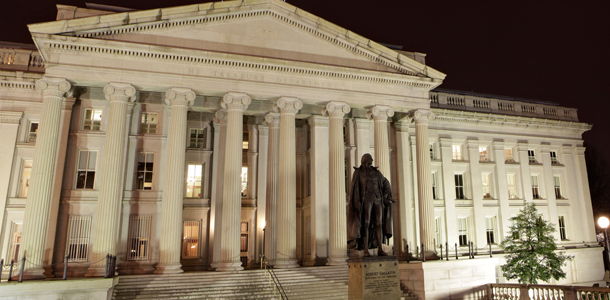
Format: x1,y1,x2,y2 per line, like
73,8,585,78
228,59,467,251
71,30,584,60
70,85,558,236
348,256,401,300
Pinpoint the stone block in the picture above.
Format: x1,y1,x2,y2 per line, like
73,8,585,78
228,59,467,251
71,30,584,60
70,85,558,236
433,278,463,290
349,256,401,300
425,269,450,280
449,267,473,278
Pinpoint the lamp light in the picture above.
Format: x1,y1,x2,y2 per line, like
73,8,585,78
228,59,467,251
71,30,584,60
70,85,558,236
599,216,610,272
599,217,609,229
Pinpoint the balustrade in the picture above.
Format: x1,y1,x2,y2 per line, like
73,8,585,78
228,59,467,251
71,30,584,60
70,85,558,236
485,284,609,300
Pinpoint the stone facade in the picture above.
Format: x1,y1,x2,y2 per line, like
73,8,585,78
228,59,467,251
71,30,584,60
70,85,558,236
0,0,602,292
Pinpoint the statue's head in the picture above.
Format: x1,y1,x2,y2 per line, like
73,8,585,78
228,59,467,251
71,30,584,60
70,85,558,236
361,153,373,167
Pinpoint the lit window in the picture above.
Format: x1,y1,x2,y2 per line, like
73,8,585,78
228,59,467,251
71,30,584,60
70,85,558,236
482,173,492,199
76,150,97,189
140,113,158,134
558,216,567,240
242,131,249,149
458,218,468,246
127,215,151,261
531,175,541,199
435,217,442,246
28,122,38,143
431,172,437,200
183,220,201,259
452,145,462,160
65,216,92,262
455,174,465,200
554,176,563,199
189,128,205,148
83,108,102,131
507,174,518,199
504,148,514,162
550,151,559,165
241,166,248,197
486,217,497,244
7,223,21,263
528,150,536,164
137,152,154,190
20,160,32,197
479,147,489,162
186,164,202,198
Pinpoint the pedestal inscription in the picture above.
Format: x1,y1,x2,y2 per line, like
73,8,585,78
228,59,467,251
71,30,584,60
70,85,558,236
348,256,400,300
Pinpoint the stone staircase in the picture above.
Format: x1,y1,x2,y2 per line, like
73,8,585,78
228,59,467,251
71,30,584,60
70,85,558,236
111,265,418,299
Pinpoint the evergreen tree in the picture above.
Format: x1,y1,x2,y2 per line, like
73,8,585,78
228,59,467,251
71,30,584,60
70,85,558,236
500,203,572,284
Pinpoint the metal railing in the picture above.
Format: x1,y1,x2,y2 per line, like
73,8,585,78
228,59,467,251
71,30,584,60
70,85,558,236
1,253,116,283
260,254,288,300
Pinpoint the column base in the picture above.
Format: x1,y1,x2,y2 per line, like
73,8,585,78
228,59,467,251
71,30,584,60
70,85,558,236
216,261,244,272
12,268,46,280
154,263,183,274
85,266,107,277
273,259,299,269
327,256,348,266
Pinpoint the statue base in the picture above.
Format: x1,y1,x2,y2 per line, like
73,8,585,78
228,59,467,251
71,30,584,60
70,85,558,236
348,256,400,300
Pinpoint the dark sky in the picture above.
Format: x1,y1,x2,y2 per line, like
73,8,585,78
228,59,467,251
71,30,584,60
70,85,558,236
1,0,609,153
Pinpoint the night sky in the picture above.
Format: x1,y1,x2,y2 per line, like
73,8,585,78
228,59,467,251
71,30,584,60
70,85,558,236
1,1,609,154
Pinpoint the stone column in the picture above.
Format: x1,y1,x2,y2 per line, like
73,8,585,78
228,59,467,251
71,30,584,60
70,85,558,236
18,77,70,279
87,82,136,277
492,141,511,238
274,97,302,269
0,112,23,254
210,110,228,269
354,118,372,164
155,88,195,274
264,113,280,265
256,124,269,262
247,123,258,199
467,140,486,247
439,137,458,246
517,142,533,201
395,122,415,259
366,105,394,177
323,101,350,265
410,109,436,258
539,143,561,242
217,92,251,272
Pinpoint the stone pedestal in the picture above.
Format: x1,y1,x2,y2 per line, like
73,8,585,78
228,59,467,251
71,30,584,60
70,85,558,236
348,256,400,300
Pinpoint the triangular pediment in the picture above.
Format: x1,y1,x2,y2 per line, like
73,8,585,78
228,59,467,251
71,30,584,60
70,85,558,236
29,0,445,81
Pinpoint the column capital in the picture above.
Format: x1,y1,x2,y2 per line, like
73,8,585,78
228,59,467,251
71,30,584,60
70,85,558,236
0,112,23,124
222,92,251,111
366,105,394,121
516,142,529,152
322,101,351,118
575,146,586,156
439,137,452,148
408,109,435,124
466,139,479,150
263,112,280,128
214,109,228,124
165,87,195,107
274,97,302,114
35,77,71,98
560,145,573,154
492,140,505,150
103,82,136,103
257,124,269,137
308,115,329,128
540,142,551,153
395,121,410,132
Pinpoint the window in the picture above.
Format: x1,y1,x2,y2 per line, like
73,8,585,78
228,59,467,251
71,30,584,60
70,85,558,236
83,108,102,131
242,131,249,149
431,172,437,200
140,113,158,134
435,217,442,245
452,145,462,160
554,176,563,199
240,222,248,252
189,128,206,148
183,220,201,259
76,150,97,189
505,148,514,163
531,175,541,199
528,150,536,164
65,216,92,262
558,216,567,240
127,215,151,261
479,147,489,162
186,164,202,198
7,223,21,263
28,122,38,143
486,217,497,244
20,160,32,197
458,218,468,246
136,152,154,190
455,174,465,199
482,173,492,199
550,151,559,165
507,174,518,199
429,144,435,160
241,166,248,197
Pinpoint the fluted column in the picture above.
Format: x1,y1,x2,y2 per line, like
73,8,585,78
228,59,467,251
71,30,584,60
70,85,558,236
366,105,394,178
323,101,350,266
247,123,258,199
155,88,195,274
211,110,228,269
274,97,302,268
264,113,280,265
217,92,251,272
410,109,436,258
87,83,136,277
18,77,70,279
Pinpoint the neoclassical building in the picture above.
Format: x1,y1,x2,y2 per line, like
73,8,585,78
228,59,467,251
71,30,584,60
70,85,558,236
0,0,602,286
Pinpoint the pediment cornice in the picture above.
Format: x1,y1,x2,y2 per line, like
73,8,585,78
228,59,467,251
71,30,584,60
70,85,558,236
28,0,446,82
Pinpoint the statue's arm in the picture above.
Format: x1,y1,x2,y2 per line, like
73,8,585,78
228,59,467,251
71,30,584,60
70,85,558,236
382,176,395,205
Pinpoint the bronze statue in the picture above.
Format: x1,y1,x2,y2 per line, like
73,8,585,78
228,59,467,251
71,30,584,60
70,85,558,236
347,153,395,257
